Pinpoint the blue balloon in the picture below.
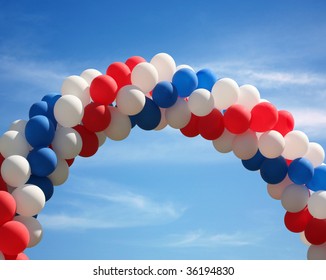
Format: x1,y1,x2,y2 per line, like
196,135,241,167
25,115,55,148
172,68,198,97
288,158,314,185
260,156,288,184
242,150,266,171
42,93,61,125
196,69,217,91
129,115,137,128
306,165,326,191
152,81,178,108
27,175,54,201
29,101,49,118
27,147,57,177
133,97,161,130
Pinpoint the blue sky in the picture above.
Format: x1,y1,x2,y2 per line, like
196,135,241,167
1,0,326,260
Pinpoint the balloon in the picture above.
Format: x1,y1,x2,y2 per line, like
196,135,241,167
196,68,217,91
304,142,325,168
237,84,260,111
304,218,326,245
54,95,84,128
300,231,311,246
104,107,131,141
132,97,161,130
25,115,55,148
9,119,28,136
125,56,146,71
0,191,16,226
272,110,294,136
155,108,168,131
116,85,146,115
66,158,75,167
232,130,258,160
267,175,293,200
307,164,326,191
281,184,310,213
187,88,214,117
307,191,326,219
282,130,309,160
211,78,239,110
27,175,54,201
0,221,29,255
176,64,194,71
0,130,30,158
223,104,251,134
284,207,313,233
152,81,178,108
165,98,191,129
41,93,61,125
82,102,111,132
131,62,158,93
260,156,288,184
106,62,131,89
180,114,200,138
150,53,176,82
74,125,99,157
288,158,314,185
12,184,45,217
27,148,57,177
250,102,278,132
212,129,235,153
172,68,198,98
5,252,29,260
29,101,50,118
307,244,326,260
48,158,69,186
80,68,102,85
242,150,266,171
51,127,82,159
61,75,90,107
198,108,224,140
96,131,107,147
90,74,118,106
14,216,42,248
258,130,285,159
1,155,31,187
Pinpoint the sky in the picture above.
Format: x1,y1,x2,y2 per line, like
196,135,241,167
1,0,326,260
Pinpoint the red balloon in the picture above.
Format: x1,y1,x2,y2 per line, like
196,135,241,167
250,102,278,132
82,102,111,132
198,108,224,140
90,75,118,105
0,221,30,255
106,62,131,90
304,218,326,245
180,114,200,137
224,104,251,134
66,158,75,167
5,252,29,260
125,56,146,71
74,125,99,157
0,191,16,226
272,110,295,136
284,207,313,233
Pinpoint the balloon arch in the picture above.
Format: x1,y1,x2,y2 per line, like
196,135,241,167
0,53,326,260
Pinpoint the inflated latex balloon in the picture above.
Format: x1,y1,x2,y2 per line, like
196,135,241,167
106,62,131,89
0,130,30,158
1,155,31,187
82,102,111,132
258,130,285,159
281,184,310,213
282,130,309,160
14,216,42,248
48,158,69,186
307,164,326,191
242,150,266,171
307,191,326,219
237,84,260,111
61,75,90,107
307,244,326,260
172,68,198,98
152,81,178,108
260,156,288,184
284,207,312,233
132,97,161,130
165,98,191,129
90,75,118,105
196,69,217,91
232,130,258,160
250,102,278,132
9,119,28,136
104,107,131,141
0,191,16,226
155,108,168,131
211,78,239,110
74,125,99,157
116,85,146,116
267,175,293,200
304,218,326,245
27,147,58,177
188,88,214,117
212,129,235,153
272,110,294,136
150,53,176,82
180,114,200,137
223,104,251,134
27,175,54,201
96,131,107,147
80,68,102,85
288,158,314,185
125,56,146,71
131,62,158,93
198,108,224,140
304,142,325,168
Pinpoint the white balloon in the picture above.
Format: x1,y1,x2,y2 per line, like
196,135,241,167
116,85,146,115
211,78,240,110
131,62,158,93
48,158,69,186
304,142,325,168
188,88,214,117
176,64,194,71
155,108,168,131
307,244,326,260
150,53,176,82
61,75,90,107
1,155,31,187
80,69,102,85
51,127,82,159
14,216,43,248
232,130,258,160
212,129,235,153
281,184,310,213
12,184,45,217
299,231,311,246
237,84,260,110
0,130,30,158
54,95,84,128
9,119,27,136
104,107,131,141
165,98,191,129
267,175,293,200
282,130,309,160
307,191,326,219
258,130,285,158
96,131,107,147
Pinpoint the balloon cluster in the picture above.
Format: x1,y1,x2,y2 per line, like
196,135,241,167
0,53,326,260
